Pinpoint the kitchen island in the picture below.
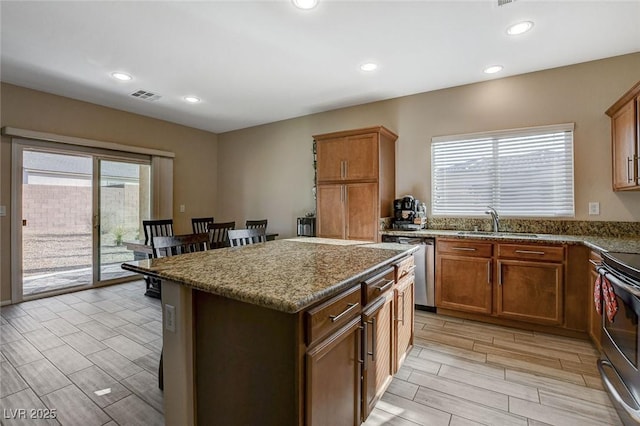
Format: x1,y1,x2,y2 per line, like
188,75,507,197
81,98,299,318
121,238,417,426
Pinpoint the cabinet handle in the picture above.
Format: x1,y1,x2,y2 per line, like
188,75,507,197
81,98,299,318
588,259,601,268
368,317,376,361
397,293,405,325
628,156,633,183
514,250,545,255
344,161,348,178
341,160,346,179
487,262,491,285
452,247,476,252
376,279,394,293
329,302,359,323
498,264,502,286
362,322,368,368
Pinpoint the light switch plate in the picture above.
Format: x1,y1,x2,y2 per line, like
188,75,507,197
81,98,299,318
0,206,5,217
588,202,600,215
165,304,176,332
179,204,185,213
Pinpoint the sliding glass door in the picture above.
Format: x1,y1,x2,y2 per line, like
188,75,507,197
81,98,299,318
98,159,151,281
16,142,151,298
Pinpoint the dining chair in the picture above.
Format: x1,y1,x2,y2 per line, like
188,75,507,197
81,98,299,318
208,221,236,249
191,217,214,234
151,232,208,391
152,233,209,257
245,219,268,230
141,219,174,298
228,228,267,247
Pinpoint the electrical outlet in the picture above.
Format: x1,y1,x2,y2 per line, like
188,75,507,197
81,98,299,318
588,202,600,216
179,204,185,213
165,304,176,332
0,206,5,217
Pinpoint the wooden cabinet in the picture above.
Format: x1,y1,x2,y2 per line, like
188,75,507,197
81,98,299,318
305,253,414,425
394,273,414,370
436,238,573,329
588,250,603,348
306,317,362,426
315,126,397,242
606,81,640,191
435,240,493,314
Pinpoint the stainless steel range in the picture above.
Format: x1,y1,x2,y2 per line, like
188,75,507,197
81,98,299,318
598,251,640,425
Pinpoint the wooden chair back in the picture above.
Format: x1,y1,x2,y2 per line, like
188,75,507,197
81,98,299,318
192,217,214,234
245,219,268,230
228,228,267,247
152,233,209,258
208,221,236,249
143,219,174,246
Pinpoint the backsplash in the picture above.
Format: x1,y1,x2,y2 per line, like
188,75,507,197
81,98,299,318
380,217,640,238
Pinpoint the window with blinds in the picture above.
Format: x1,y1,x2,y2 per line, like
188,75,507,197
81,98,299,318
431,123,575,217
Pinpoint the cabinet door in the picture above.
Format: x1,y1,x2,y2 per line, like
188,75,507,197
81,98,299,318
362,292,394,420
394,274,414,372
306,317,361,426
316,184,345,239
316,137,345,182
345,182,378,241
496,260,563,325
345,133,378,181
611,98,638,190
436,255,492,314
588,251,603,347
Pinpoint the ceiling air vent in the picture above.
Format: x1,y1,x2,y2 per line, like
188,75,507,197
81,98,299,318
497,0,516,5
130,89,162,101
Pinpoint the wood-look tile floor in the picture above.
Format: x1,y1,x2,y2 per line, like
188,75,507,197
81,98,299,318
1,282,621,425
364,310,621,426
0,281,163,426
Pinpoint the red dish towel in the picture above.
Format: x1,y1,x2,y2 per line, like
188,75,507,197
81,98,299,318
602,276,619,322
594,274,602,315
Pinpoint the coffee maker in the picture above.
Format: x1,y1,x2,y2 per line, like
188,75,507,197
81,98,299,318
393,195,426,230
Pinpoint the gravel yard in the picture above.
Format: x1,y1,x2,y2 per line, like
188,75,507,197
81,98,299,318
23,232,134,276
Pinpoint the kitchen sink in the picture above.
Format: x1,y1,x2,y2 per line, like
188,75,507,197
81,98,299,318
457,231,539,238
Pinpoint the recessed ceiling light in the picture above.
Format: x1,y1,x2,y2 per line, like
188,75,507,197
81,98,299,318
484,65,504,74
184,96,201,103
292,0,318,10
507,21,534,36
360,63,378,72
111,72,132,81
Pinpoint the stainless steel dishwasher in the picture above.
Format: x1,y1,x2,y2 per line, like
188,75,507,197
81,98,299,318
381,235,435,311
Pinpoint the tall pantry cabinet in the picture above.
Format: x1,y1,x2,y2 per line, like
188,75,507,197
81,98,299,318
314,126,397,242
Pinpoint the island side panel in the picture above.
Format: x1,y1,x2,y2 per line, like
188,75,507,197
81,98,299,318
194,290,300,425
162,280,196,426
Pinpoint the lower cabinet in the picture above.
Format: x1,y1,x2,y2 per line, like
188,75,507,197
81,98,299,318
588,250,603,348
496,260,563,325
362,291,394,419
306,317,362,426
394,274,414,371
305,253,415,425
436,238,572,329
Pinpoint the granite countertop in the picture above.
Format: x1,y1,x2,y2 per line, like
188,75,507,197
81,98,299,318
381,229,640,254
121,239,415,314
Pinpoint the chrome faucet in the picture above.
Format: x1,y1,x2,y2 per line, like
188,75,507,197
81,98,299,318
485,206,500,233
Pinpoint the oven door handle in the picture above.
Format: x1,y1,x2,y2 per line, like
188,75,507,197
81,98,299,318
598,359,640,422
598,268,640,299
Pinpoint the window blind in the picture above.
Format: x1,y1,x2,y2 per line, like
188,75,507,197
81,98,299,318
431,124,575,217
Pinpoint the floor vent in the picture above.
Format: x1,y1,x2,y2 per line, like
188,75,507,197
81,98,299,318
130,89,162,101
497,0,516,5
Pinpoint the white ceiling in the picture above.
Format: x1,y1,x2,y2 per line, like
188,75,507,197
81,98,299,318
2,1,639,134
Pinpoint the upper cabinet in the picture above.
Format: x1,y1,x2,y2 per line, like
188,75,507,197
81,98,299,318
606,81,640,191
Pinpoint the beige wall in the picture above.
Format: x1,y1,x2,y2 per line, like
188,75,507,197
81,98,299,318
1,83,218,303
217,53,640,237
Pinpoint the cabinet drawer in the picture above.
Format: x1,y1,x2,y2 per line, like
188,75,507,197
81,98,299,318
395,255,415,281
362,267,395,306
498,243,564,262
437,239,492,257
306,285,361,346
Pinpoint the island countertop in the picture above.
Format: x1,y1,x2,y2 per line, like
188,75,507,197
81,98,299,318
121,238,415,313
